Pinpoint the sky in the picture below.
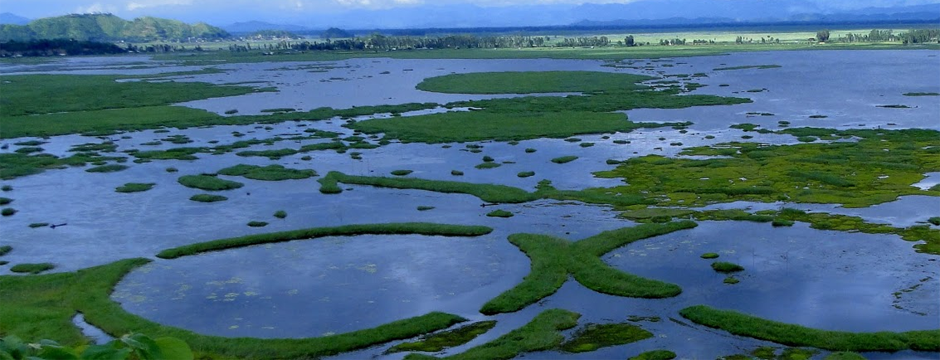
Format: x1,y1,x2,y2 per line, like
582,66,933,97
3,0,939,27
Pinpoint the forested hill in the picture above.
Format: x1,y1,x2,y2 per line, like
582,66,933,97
0,13,230,42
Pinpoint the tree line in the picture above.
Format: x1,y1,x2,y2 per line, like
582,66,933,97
0,39,125,57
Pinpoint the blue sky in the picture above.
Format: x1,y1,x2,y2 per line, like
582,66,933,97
3,0,938,27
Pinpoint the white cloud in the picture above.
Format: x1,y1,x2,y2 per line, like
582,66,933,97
75,2,119,13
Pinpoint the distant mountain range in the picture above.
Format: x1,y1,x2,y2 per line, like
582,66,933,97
0,12,30,26
1,1,938,42
0,13,229,42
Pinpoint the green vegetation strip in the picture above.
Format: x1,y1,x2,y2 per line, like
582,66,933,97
679,305,940,352
157,223,493,259
386,321,497,354
115,183,156,193
481,221,695,315
559,323,653,353
217,164,316,181
406,309,580,360
189,194,227,203
416,71,652,94
177,175,244,191
713,65,781,71
0,258,467,359
319,171,536,203
629,350,677,360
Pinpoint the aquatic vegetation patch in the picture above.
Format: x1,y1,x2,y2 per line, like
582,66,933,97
712,262,745,273
391,170,414,176
177,175,244,191
218,164,316,181
386,320,497,354
903,92,940,96
417,206,435,211
417,71,653,94
629,350,677,360
551,156,578,164
85,164,129,173
0,258,468,359
480,221,695,315
929,217,940,226
130,147,201,161
247,221,268,227
876,104,911,109
115,183,156,193
701,252,719,259
679,305,940,352
274,210,287,219
157,222,493,259
319,171,536,203
405,309,579,360
0,245,11,256
2,208,17,216
559,323,653,353
349,111,686,144
29,223,49,228
486,210,514,218
189,194,228,203
475,162,502,169
0,197,11,205
824,352,866,360
713,65,781,71
14,146,44,154
596,128,940,208
9,263,55,274
517,171,535,178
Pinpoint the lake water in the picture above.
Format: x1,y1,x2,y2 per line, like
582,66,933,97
1,50,938,359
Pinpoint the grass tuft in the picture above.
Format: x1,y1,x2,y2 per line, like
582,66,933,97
10,263,55,274
85,164,128,173
486,210,514,218
115,183,156,193
387,321,497,354
189,194,228,203
711,262,745,273
178,175,244,191
551,156,579,164
559,323,652,353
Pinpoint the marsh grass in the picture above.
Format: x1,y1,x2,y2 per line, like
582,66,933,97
451,170,464,176
247,221,268,227
1,185,11,191
9,263,55,274
115,183,156,193
486,210,514,218
2,208,16,216
525,148,537,153
29,223,48,228
481,221,694,314
274,211,287,219
131,147,201,161
85,164,128,173
629,350,677,360
679,305,940,352
417,206,436,211
723,276,740,284
711,262,745,273
0,197,11,205
406,309,579,360
218,164,316,181
417,71,652,94
475,163,502,169
713,65,781,71
178,175,244,191
559,323,652,353
903,92,940,96
551,156,578,164
391,170,414,176
929,217,940,226
0,245,11,256
386,321,497,354
0,258,468,358
319,171,536,203
517,171,535,178
700,252,719,259
189,194,228,203
157,223,493,259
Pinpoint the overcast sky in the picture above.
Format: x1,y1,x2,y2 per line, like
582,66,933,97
3,0,939,25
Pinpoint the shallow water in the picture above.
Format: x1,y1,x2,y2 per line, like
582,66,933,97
1,50,939,359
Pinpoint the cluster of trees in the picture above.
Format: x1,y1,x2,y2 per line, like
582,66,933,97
831,29,938,44
0,39,125,57
735,36,781,44
659,38,688,45
233,34,556,52
241,30,303,41
0,13,230,42
558,36,610,47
